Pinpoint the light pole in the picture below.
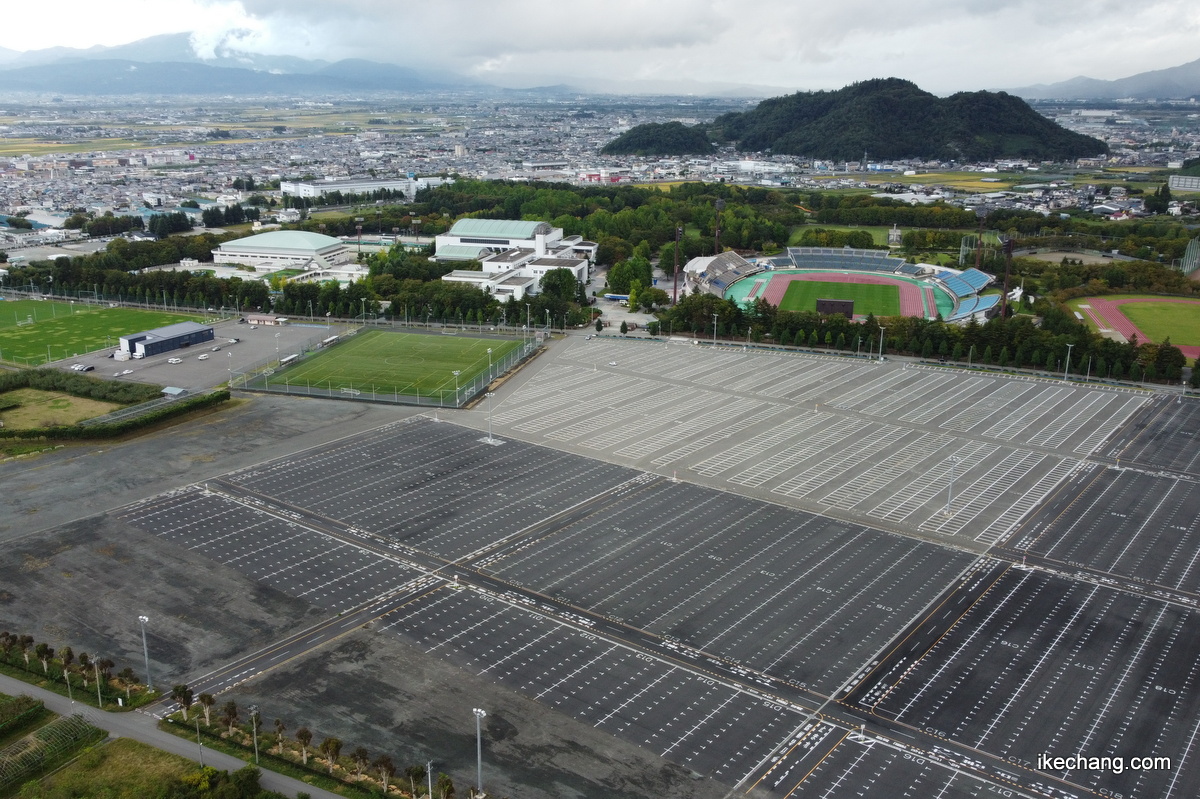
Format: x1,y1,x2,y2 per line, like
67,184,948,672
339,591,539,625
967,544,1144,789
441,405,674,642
877,326,886,361
452,369,460,402
195,713,204,767
944,456,962,515
473,708,487,795
487,347,493,382
274,331,280,359
486,391,496,443
249,705,260,764
227,351,232,387
712,313,718,346
968,344,975,369
137,615,152,690
1063,342,1074,382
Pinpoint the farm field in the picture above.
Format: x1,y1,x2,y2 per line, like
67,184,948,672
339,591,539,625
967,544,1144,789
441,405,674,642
0,301,204,364
778,279,901,316
258,329,521,399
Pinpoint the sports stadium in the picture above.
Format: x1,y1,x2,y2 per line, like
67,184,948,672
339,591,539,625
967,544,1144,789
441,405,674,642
689,247,1000,322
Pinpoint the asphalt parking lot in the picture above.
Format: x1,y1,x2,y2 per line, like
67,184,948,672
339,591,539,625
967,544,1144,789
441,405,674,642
58,318,333,392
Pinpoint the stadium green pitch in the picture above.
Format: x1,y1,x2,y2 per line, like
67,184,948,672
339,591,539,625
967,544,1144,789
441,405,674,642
259,329,522,400
778,280,901,317
0,300,204,364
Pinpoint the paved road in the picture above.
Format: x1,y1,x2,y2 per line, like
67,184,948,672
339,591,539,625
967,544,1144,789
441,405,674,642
0,673,342,799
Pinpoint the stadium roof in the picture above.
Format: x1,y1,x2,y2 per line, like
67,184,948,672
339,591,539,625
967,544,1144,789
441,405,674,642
448,219,553,239
219,230,344,252
434,244,492,261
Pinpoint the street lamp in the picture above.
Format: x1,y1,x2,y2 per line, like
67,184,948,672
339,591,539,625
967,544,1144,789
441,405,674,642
712,313,718,346
137,615,152,690
877,326,886,361
452,369,460,400
486,347,493,382
274,331,280,358
944,456,962,515
968,344,975,369
248,705,260,764
473,708,487,795
486,391,496,443
1063,342,1074,382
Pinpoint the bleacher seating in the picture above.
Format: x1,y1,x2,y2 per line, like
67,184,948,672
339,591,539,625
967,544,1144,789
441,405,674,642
897,264,922,275
782,247,906,274
939,274,975,299
947,294,1000,321
959,268,992,292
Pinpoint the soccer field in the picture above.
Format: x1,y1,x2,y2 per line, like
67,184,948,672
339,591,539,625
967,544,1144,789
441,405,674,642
0,301,204,364
1116,301,1200,346
261,329,523,401
778,280,901,316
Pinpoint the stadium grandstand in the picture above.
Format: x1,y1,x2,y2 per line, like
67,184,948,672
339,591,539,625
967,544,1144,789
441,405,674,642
709,246,1000,323
684,251,766,297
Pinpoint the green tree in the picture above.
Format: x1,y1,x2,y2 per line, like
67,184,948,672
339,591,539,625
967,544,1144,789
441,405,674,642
620,320,628,335
595,317,603,333
352,747,371,783
374,755,396,794
1190,359,1200,388
171,684,194,721
1044,350,1056,371
295,727,313,765
538,268,578,301
199,693,215,726
320,736,343,775
35,642,53,673
274,718,286,754
220,700,239,735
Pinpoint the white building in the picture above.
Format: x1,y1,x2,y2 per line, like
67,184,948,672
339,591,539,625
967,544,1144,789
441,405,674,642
280,176,447,199
434,218,598,264
211,230,353,272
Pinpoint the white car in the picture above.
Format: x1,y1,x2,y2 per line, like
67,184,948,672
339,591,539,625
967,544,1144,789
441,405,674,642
168,358,182,364
608,361,618,366
198,353,209,360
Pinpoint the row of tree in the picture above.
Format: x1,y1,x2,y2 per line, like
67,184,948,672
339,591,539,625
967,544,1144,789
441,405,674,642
168,689,458,798
0,630,151,705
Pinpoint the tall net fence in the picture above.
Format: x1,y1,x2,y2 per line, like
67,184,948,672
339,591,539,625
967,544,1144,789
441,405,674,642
0,713,105,790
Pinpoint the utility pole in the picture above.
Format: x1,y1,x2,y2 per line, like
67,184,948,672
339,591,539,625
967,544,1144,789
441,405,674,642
672,226,681,304
714,199,725,255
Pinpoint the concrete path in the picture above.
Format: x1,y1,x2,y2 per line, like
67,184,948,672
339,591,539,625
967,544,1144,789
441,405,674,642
0,674,343,799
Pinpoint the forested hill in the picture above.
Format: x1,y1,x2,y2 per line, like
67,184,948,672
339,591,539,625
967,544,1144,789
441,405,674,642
601,121,715,156
704,78,1108,161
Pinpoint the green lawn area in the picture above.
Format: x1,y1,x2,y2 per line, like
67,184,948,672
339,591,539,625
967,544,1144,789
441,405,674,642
788,224,894,246
255,329,521,400
778,280,900,316
0,301,204,364
1117,301,1200,346
33,737,208,798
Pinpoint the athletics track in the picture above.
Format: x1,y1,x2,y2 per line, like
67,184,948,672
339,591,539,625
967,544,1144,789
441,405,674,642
759,271,927,317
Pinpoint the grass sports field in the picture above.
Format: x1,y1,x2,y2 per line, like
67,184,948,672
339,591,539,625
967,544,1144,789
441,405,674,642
264,329,522,399
779,280,901,316
0,300,204,364
1116,302,1200,346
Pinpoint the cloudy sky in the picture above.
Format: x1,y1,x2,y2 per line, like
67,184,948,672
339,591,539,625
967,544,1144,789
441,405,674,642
4,0,1199,94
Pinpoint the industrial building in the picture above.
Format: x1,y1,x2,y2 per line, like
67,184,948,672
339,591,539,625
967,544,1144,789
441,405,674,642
119,321,214,358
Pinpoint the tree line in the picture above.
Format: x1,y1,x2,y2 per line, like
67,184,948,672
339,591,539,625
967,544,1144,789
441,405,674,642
167,689,460,798
0,630,154,707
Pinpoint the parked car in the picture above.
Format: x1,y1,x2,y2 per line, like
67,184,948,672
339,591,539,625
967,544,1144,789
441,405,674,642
168,358,182,364
198,354,209,360
211,346,221,352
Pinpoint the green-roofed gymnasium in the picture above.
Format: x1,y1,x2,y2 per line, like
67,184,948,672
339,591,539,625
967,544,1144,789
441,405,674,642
212,230,353,271
434,218,564,262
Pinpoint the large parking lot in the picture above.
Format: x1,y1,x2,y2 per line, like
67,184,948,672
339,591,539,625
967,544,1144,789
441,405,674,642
59,318,331,391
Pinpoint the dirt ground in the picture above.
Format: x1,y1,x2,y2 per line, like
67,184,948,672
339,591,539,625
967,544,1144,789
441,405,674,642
0,392,741,799
230,630,729,799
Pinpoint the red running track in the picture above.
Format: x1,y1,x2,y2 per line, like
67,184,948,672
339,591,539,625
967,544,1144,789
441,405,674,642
761,272,925,317
1087,297,1200,359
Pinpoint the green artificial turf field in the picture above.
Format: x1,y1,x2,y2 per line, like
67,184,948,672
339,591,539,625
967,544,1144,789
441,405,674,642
778,280,901,317
260,329,522,401
0,300,204,364
1114,301,1200,347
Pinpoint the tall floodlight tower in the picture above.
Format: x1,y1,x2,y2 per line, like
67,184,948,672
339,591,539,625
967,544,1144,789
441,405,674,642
714,199,725,255
1001,237,1014,318
672,226,682,304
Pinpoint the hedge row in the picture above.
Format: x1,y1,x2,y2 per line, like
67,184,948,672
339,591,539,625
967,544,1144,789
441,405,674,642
0,369,162,404
0,389,230,440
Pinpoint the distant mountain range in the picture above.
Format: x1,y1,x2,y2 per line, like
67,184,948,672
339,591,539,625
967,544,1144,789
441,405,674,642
1011,57,1200,100
605,79,1107,161
0,33,477,95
